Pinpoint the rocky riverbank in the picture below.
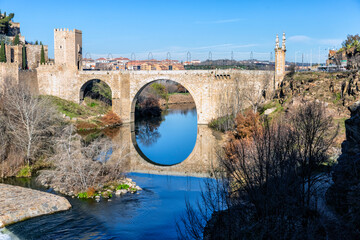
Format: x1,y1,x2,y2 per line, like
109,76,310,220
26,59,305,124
38,176,142,201
0,184,71,228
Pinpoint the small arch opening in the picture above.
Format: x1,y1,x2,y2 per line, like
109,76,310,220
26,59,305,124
79,79,112,107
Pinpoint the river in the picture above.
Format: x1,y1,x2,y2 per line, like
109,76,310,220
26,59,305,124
1,104,221,239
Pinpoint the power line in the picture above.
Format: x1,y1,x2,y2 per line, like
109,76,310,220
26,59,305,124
187,51,191,63
148,52,153,61
131,52,136,61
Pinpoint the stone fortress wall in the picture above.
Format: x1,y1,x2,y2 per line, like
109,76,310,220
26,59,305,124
3,44,49,70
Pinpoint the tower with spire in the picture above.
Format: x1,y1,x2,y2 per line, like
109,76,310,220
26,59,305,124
275,32,286,85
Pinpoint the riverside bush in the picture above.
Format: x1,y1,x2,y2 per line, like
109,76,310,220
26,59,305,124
116,184,129,190
208,115,234,132
16,165,32,178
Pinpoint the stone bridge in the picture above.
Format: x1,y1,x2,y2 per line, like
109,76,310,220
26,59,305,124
0,28,288,175
34,65,276,124
0,63,278,176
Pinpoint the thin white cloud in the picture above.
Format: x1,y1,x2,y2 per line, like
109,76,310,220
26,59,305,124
288,35,342,46
195,18,243,24
288,35,312,42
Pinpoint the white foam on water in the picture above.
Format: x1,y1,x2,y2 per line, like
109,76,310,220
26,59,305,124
0,228,20,240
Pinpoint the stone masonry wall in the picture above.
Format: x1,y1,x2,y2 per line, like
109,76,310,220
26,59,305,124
35,68,275,124
3,44,48,69
19,70,39,94
26,45,49,69
0,62,19,91
54,29,82,68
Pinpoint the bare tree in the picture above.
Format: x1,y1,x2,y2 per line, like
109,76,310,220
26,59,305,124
0,111,8,178
38,125,130,194
290,101,338,225
1,83,61,164
178,102,339,239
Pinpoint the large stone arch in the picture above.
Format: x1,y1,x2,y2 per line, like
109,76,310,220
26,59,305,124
129,76,198,123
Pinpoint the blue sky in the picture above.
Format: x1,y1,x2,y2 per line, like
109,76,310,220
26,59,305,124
1,0,360,62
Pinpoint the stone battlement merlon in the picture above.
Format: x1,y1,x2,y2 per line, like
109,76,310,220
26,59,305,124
40,62,54,66
0,62,19,66
54,28,82,34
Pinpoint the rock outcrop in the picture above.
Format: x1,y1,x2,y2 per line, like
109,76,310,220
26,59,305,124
327,101,360,231
0,184,71,227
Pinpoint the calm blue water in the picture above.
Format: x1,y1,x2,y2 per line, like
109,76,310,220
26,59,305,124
135,107,197,165
1,105,204,239
4,173,205,240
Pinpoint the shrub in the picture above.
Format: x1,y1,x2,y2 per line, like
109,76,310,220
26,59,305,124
116,184,129,190
233,109,260,139
150,83,168,101
16,165,32,177
86,187,96,198
136,96,162,117
100,111,122,126
208,115,234,132
77,192,88,199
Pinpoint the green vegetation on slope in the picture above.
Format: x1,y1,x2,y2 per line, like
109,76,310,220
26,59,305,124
42,95,111,119
92,81,112,102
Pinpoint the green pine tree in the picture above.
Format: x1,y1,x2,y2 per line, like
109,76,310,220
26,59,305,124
22,44,27,69
0,40,6,63
35,40,38,45
40,44,45,64
13,34,20,45
40,41,42,45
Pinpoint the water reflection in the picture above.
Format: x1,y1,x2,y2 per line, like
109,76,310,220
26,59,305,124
76,103,222,175
135,116,163,147
134,104,197,166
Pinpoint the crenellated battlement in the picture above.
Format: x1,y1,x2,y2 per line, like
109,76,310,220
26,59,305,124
40,62,54,66
0,62,18,67
54,28,82,34
19,69,36,73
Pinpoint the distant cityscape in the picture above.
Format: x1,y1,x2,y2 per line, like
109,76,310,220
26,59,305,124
81,56,332,71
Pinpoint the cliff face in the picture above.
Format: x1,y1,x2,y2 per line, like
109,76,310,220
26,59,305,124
341,102,360,157
346,48,360,70
271,71,360,146
328,47,360,70
327,101,360,231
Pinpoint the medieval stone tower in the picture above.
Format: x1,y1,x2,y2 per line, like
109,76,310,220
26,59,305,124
54,28,82,69
275,32,286,84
